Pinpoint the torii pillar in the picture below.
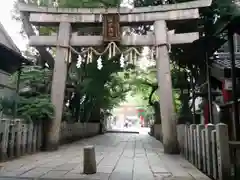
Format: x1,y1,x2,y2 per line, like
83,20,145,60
154,20,179,154
48,22,71,150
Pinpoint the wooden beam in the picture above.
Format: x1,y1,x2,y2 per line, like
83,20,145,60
17,0,212,14
29,32,199,47
29,9,199,25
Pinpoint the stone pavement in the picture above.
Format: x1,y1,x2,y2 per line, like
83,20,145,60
0,133,210,180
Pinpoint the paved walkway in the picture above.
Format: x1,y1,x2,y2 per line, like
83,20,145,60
0,133,210,180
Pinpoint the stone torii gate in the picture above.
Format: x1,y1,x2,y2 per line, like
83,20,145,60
17,0,212,153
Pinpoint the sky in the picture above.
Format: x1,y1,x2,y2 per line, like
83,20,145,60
0,0,27,51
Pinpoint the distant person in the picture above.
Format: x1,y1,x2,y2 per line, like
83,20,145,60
124,121,128,128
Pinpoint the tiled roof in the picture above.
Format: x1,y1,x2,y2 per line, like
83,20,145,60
213,35,240,69
213,53,240,69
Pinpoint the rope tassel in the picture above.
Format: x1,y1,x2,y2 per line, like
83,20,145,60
108,44,112,59
97,56,103,70
120,54,125,68
112,43,116,57
76,54,82,68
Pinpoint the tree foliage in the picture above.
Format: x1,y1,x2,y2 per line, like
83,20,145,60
67,54,134,122
0,66,54,122
129,65,183,116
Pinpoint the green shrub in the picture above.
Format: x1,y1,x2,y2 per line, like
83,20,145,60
0,94,54,123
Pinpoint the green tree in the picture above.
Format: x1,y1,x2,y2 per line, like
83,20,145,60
67,54,134,123
129,64,183,125
0,66,54,123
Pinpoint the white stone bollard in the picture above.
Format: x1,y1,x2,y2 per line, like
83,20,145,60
83,145,97,174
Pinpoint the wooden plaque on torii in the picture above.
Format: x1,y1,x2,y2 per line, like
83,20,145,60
102,14,120,42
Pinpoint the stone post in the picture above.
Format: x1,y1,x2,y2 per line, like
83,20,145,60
154,20,178,154
187,127,191,160
37,122,42,150
176,124,185,155
189,124,196,164
184,125,189,159
32,124,37,153
48,22,71,150
205,123,214,176
193,129,198,166
8,124,15,158
15,120,22,157
0,119,9,161
196,124,204,169
216,123,230,180
201,129,207,172
27,123,33,153
83,145,97,174
22,124,27,154
211,130,217,179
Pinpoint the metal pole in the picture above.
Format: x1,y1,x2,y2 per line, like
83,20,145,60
203,20,213,124
228,28,240,141
190,66,196,124
206,47,213,124
13,66,22,120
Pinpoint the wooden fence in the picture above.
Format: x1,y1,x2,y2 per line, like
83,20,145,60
182,123,231,180
0,119,100,162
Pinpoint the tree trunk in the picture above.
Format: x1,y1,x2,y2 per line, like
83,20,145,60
74,92,81,122
178,92,192,124
153,101,161,124
89,105,101,123
18,0,55,69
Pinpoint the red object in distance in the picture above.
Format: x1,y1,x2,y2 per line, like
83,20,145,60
203,103,209,125
222,81,231,103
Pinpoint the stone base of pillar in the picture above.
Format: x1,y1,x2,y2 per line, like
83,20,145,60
163,142,180,154
45,141,59,151
154,124,162,142
0,153,7,161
